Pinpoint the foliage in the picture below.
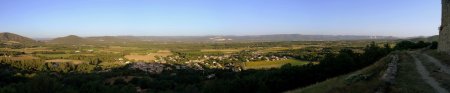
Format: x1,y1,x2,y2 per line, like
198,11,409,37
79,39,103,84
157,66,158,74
394,40,432,50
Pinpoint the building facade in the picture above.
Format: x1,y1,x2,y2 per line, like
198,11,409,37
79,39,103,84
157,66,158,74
439,0,450,52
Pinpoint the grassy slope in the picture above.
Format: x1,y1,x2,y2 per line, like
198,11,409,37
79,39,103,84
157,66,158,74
288,52,435,93
420,50,450,91
390,52,435,93
244,59,310,70
425,50,450,66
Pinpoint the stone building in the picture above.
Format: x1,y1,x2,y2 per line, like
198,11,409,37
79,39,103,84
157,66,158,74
439,0,450,52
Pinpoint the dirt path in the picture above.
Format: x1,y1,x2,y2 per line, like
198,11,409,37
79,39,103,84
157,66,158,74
421,53,450,74
409,52,449,93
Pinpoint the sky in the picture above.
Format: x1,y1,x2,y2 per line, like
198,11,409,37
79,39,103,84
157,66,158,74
0,0,441,38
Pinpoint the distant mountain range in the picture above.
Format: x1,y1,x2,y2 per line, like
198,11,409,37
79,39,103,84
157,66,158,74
1,32,401,44
110,34,397,42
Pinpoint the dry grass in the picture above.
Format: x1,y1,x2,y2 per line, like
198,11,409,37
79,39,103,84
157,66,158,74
125,55,155,61
99,46,142,53
21,47,52,54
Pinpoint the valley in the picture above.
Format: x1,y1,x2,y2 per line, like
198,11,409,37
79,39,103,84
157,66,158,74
0,32,408,93
0,0,444,93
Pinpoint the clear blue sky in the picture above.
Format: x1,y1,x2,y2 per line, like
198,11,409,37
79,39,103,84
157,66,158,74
0,0,441,38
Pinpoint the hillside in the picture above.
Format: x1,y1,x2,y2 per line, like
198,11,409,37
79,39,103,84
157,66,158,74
49,35,88,44
403,35,439,42
288,50,449,93
286,53,395,93
0,32,38,44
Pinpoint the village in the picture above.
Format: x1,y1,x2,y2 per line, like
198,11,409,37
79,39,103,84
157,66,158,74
127,50,291,74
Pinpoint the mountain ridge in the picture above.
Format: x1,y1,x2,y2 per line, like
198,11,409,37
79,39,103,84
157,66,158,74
0,32,39,44
4,32,402,44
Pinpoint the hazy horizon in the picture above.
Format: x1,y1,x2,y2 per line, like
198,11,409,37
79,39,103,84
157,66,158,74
21,33,400,40
0,0,441,38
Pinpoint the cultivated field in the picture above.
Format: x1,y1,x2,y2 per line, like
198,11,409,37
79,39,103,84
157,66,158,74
7,55,39,60
124,50,172,61
244,59,310,70
36,54,95,58
200,49,243,54
45,59,84,64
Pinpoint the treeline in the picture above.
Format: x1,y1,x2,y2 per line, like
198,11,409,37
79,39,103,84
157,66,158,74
31,51,66,54
0,58,95,73
171,50,225,59
394,40,437,50
266,47,328,62
0,43,26,49
35,53,124,64
0,51,25,57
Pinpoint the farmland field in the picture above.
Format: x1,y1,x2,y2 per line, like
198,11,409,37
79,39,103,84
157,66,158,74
200,48,243,54
36,54,95,58
124,50,172,61
45,59,84,64
244,59,310,70
6,55,39,60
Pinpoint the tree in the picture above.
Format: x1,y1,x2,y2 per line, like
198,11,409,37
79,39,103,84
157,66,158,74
394,41,416,50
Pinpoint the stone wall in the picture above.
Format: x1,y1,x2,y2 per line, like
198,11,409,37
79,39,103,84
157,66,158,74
439,0,450,52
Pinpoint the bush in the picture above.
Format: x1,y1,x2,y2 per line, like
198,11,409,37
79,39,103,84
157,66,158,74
430,41,438,49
